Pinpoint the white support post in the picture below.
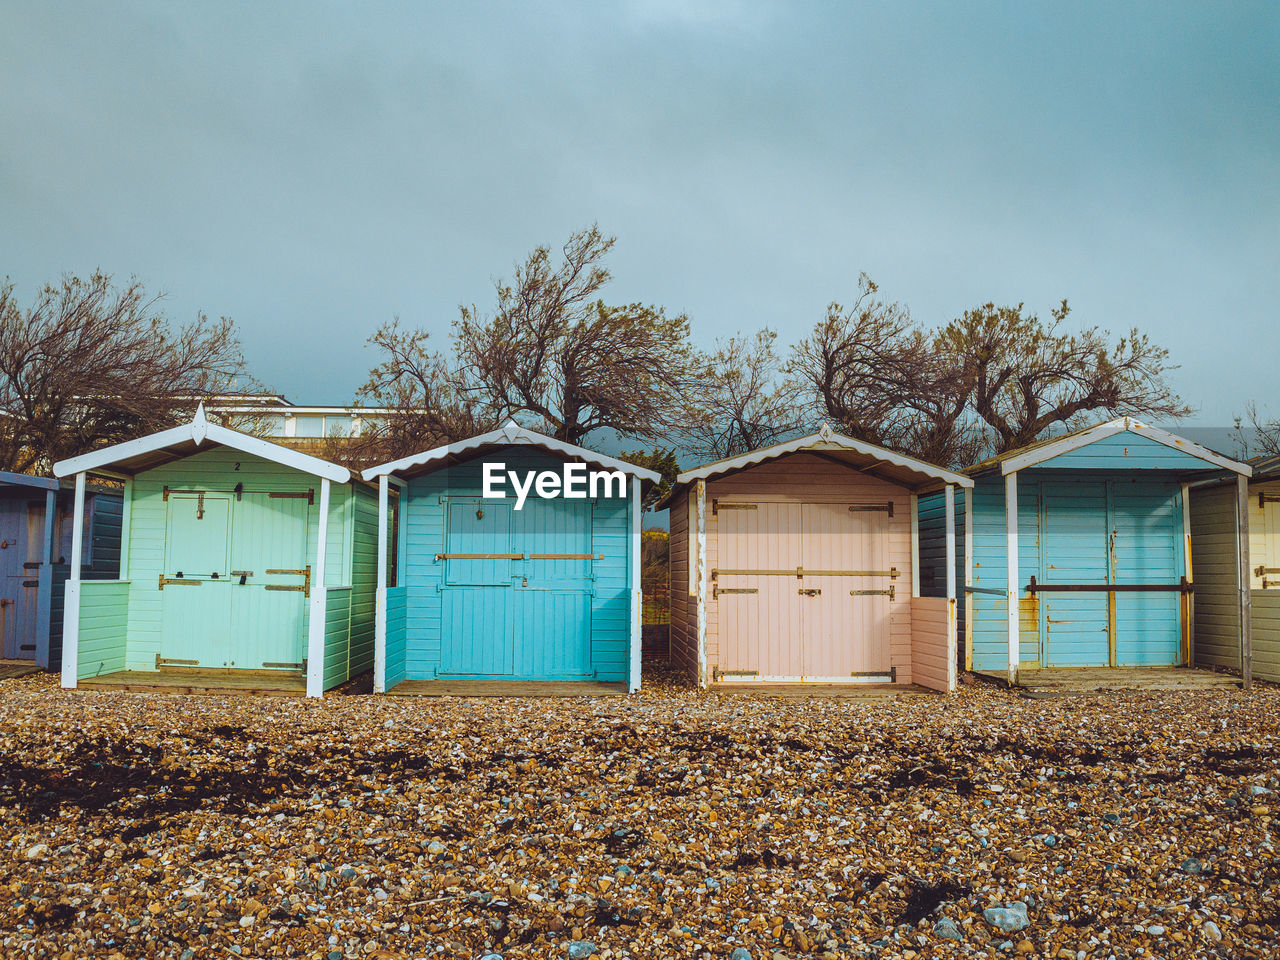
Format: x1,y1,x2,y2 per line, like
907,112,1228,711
118,479,132,580
1181,480,1193,665
374,475,388,694
1005,471,1019,685
629,477,642,693
306,478,331,698
910,494,920,597
694,479,708,688
61,472,87,688
945,483,957,692
36,488,56,670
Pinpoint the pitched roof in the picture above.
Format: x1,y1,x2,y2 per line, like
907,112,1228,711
52,404,350,483
361,422,661,484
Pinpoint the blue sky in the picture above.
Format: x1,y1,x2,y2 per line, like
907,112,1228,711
1,1,1276,423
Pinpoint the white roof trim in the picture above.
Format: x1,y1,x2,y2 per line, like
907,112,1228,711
361,422,662,483
52,404,351,483
675,428,974,489
998,417,1252,476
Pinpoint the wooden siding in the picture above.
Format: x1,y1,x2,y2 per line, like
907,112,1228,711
347,483,378,677
1190,483,1241,672
666,486,697,679
385,584,408,690
702,453,915,684
910,596,953,692
917,488,965,661
322,587,353,688
75,580,129,680
1254,590,1280,683
1034,431,1225,471
398,449,635,684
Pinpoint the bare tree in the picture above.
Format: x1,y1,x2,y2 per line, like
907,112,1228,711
453,224,703,444
1230,402,1280,460
0,272,249,473
684,328,805,460
939,301,1191,453
354,318,497,465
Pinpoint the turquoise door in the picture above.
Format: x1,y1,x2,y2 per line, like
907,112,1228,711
160,494,232,666
440,500,515,676
513,498,594,678
229,493,310,669
1111,480,1183,665
1039,480,1111,666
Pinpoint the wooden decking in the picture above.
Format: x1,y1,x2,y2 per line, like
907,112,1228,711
386,680,629,697
979,666,1242,698
79,668,307,697
711,682,933,699
0,659,40,681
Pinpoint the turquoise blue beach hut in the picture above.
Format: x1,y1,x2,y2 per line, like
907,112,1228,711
922,418,1251,685
362,423,659,694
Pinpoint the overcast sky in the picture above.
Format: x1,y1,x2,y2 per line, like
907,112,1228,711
1,1,1276,424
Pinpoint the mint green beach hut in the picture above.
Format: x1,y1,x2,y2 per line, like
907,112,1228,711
52,406,380,697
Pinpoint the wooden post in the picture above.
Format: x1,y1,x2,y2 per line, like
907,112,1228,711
374,475,388,694
1005,471,1019,685
944,483,957,692
629,476,642,693
61,472,86,689
1237,473,1253,691
694,479,708,688
118,479,132,580
306,477,331,699
1181,480,1193,665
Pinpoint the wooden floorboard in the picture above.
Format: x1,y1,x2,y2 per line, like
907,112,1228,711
0,660,40,681
711,682,933,699
977,666,1242,696
387,680,629,698
79,669,306,697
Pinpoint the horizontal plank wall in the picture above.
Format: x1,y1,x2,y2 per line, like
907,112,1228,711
667,486,697,679
1033,432,1222,471
910,596,953,691
76,580,129,680
1255,591,1280,682
402,449,633,684
385,585,408,689
703,453,914,684
50,491,123,670
322,588,353,688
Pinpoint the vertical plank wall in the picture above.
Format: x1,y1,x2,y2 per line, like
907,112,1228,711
700,454,915,684
666,486,697,679
397,449,634,684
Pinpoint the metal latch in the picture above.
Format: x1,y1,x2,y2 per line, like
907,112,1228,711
159,575,202,589
850,587,895,600
265,565,311,597
232,570,253,585
713,586,758,598
798,587,822,597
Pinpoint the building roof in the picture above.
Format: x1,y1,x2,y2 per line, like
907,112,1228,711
964,417,1251,477
657,425,973,509
1250,452,1280,480
52,405,351,483
0,470,60,491
361,422,662,484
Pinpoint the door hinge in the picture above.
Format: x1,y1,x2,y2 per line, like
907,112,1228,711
850,586,895,600
848,502,894,517
159,575,203,589
711,500,757,515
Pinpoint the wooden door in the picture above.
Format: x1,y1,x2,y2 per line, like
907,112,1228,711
1111,480,1183,666
0,500,23,658
440,499,515,676
160,495,232,667
512,498,594,679
715,501,804,678
229,493,310,669
800,503,892,677
14,502,45,660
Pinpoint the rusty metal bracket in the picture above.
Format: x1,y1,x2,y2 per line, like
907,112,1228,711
1027,575,1194,594
162,486,208,502
848,502,894,517
270,490,315,505
711,500,757,515
713,668,759,680
158,575,203,589
435,552,526,560
713,586,758,598
155,654,199,667
265,565,311,597
850,586,895,600
798,587,822,597
262,661,303,670
528,553,604,560
712,567,899,581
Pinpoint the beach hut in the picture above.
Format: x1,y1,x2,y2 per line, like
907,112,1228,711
940,418,1250,686
361,423,659,695
0,472,121,672
662,425,973,692
52,405,380,697
1189,452,1280,687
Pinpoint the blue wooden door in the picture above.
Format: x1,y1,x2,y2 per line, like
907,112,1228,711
1111,480,1183,665
0,499,24,658
160,495,232,666
1039,480,1111,666
512,498,594,679
440,499,515,676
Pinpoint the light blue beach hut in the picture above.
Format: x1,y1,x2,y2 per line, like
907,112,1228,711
362,423,659,694
922,418,1251,685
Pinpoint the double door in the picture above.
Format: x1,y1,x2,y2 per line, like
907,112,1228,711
715,500,894,681
0,501,44,660
159,492,311,670
439,497,594,679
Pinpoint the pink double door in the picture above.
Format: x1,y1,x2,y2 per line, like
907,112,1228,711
715,500,893,681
